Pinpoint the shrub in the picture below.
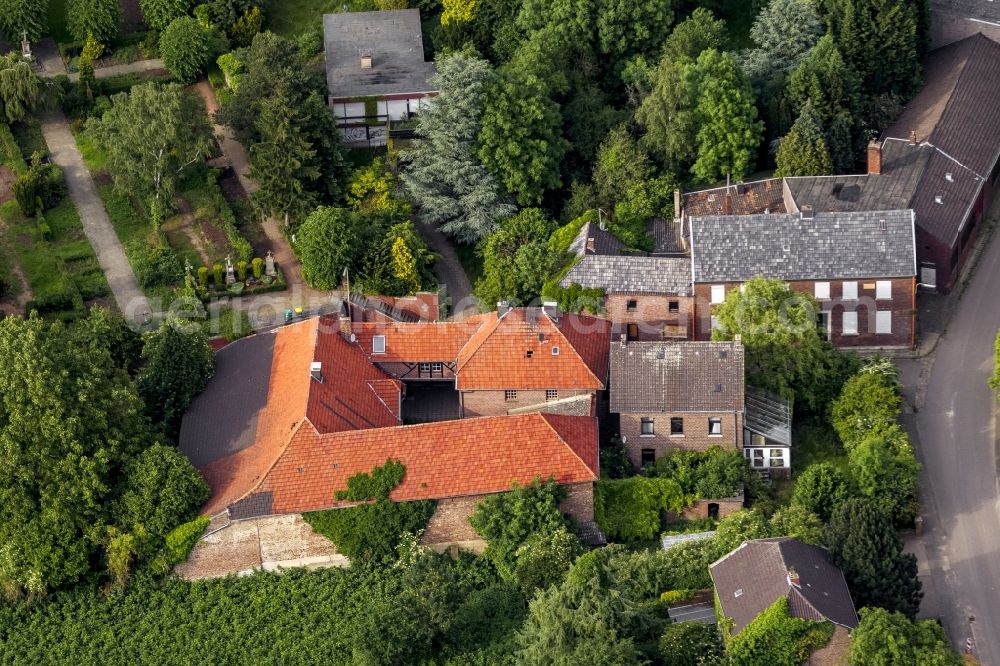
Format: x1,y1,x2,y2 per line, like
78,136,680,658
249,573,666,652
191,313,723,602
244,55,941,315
659,622,724,665
791,462,852,520
599,435,632,479
991,329,1000,395
726,597,834,664
230,6,261,47
335,459,405,501
303,500,436,565
74,271,110,299
216,51,243,90
651,447,754,500
594,477,686,542
831,365,901,450
512,526,581,593
251,256,263,279
24,290,77,315
213,262,223,286
162,516,210,567
659,589,697,605
13,171,38,216
36,220,52,241
129,243,183,288
160,16,215,83
197,266,208,289
37,163,67,208
236,259,247,281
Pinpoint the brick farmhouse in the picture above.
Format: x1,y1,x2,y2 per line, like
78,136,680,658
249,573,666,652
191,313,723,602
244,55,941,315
179,313,604,554
690,209,918,350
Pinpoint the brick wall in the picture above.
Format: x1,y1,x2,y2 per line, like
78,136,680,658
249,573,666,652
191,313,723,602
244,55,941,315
560,482,595,522
667,495,745,522
620,412,743,469
693,276,916,349
461,389,594,417
420,496,485,549
604,294,694,341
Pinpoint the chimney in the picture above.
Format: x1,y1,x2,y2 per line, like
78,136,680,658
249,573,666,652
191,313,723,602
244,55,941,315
360,49,372,69
339,313,352,338
542,301,560,322
800,204,814,220
673,189,682,222
909,130,917,145
310,361,323,383
497,300,511,316
723,191,733,215
787,567,800,588
586,237,596,254
867,140,882,175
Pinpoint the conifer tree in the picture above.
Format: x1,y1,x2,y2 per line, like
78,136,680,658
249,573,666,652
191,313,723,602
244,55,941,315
775,102,834,177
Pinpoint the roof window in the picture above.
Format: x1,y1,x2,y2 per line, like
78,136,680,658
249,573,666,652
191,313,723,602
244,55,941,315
372,335,386,354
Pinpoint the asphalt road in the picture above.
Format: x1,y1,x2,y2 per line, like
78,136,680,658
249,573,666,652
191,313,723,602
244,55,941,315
908,223,1000,664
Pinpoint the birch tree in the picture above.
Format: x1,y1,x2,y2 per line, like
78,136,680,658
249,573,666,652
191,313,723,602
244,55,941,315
85,82,213,217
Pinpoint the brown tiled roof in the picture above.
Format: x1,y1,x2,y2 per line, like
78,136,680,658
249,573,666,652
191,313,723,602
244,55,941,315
221,413,598,515
609,341,744,413
455,309,611,390
886,33,1000,176
683,179,787,217
710,537,859,634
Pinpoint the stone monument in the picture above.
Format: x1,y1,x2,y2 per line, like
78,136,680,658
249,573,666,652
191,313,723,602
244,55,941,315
225,255,236,285
265,250,276,277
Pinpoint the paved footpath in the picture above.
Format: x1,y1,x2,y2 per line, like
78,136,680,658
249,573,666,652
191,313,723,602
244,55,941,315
40,112,152,324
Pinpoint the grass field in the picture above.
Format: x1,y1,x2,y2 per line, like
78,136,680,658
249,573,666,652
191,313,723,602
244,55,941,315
263,0,377,37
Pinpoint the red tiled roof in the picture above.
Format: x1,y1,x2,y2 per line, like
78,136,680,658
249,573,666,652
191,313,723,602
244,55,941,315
198,318,318,514
306,324,401,433
349,317,485,362
455,309,611,390
228,413,598,514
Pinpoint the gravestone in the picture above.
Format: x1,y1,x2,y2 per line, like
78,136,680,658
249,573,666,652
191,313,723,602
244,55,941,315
265,251,276,277
225,255,236,285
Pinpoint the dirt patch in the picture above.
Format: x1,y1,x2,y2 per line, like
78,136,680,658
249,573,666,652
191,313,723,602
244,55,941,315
94,172,113,187
201,219,229,249
15,234,32,247
0,221,33,315
0,165,17,204
218,172,249,203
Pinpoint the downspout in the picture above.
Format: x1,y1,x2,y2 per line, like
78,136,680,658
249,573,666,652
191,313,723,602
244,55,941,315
911,276,917,351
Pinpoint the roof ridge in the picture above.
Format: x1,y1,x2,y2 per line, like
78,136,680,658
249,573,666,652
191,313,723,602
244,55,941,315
684,177,781,195
539,413,599,478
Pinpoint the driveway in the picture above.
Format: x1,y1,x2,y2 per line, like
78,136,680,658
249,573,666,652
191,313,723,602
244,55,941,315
903,217,1000,664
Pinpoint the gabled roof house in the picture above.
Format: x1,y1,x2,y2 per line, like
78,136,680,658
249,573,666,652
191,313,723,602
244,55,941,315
180,314,601,549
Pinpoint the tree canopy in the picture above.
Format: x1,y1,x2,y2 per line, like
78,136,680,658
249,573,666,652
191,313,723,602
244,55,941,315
295,206,362,291
848,607,962,666
67,0,120,42
0,53,41,123
85,82,213,214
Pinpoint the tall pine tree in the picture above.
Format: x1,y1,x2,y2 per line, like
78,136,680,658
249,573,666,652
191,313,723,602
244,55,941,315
775,102,834,177
401,52,515,244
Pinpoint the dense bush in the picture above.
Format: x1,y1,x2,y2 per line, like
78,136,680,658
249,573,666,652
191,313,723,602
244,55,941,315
848,607,963,665
660,622,725,665
23,289,77,315
303,500,436,565
651,447,757,500
599,435,632,479
334,458,405,501
594,476,686,541
725,597,834,665
161,16,219,83
831,360,901,450
791,462,852,520
156,515,210,572
128,243,183,288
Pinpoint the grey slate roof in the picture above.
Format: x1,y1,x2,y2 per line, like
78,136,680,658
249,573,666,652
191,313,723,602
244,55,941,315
690,209,917,282
609,341,744,413
179,331,276,467
931,0,1000,25
710,537,860,634
561,255,693,295
324,9,437,99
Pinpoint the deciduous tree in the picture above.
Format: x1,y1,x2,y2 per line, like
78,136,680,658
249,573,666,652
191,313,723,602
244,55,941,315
478,66,569,206
136,318,214,437
0,0,48,41
159,16,218,83
0,315,149,597
295,207,362,290
475,208,557,308
67,0,120,42
0,52,41,123
85,82,213,213
791,462,852,520
596,0,673,72
402,52,515,244
848,607,962,666
139,0,193,31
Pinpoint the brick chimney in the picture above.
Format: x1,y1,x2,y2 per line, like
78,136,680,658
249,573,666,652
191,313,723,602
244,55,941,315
800,204,814,220
586,237,596,254
867,140,882,175
723,191,733,215
542,301,560,322
497,300,511,316
673,188,682,222
360,49,373,69
339,313,353,338
909,130,917,145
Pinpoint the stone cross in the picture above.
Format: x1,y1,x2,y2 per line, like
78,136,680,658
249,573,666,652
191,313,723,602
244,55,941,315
20,31,32,61
225,255,236,285
265,251,276,277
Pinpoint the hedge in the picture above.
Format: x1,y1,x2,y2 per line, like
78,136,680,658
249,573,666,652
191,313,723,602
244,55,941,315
594,477,687,541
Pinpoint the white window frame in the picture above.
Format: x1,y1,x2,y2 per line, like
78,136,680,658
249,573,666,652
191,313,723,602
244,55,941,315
372,335,386,354
842,311,859,336
640,417,655,437
708,417,722,436
842,281,858,300
711,285,726,304
875,311,892,334
875,280,892,300
814,282,831,300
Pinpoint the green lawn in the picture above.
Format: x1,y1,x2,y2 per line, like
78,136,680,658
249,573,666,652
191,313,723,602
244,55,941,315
263,0,377,37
